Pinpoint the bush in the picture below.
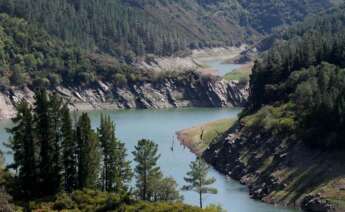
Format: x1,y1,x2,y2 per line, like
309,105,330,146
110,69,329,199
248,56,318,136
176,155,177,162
32,77,50,88
114,73,128,87
26,189,212,211
52,193,76,210
242,103,297,135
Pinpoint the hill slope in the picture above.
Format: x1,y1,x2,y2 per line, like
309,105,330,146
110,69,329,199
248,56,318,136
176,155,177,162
203,5,345,212
0,13,248,120
0,0,338,60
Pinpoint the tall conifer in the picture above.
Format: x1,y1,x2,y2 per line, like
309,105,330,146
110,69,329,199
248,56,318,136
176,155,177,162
61,105,78,192
7,100,38,198
132,139,161,201
76,113,100,189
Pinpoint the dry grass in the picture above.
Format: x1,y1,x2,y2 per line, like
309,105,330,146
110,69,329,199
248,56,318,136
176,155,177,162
177,118,236,155
223,63,253,81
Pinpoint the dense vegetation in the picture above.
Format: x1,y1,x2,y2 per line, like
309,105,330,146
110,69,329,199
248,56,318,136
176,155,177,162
6,90,133,198
26,189,223,211
245,5,345,149
237,0,335,33
0,0,339,92
4,91,173,205
0,12,144,90
0,12,220,93
0,0,337,59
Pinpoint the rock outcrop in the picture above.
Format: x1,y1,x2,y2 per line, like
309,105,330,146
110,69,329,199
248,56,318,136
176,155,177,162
302,195,335,212
0,75,248,120
203,123,345,211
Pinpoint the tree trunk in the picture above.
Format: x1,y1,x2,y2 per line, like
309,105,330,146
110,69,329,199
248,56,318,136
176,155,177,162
199,191,203,208
143,169,147,201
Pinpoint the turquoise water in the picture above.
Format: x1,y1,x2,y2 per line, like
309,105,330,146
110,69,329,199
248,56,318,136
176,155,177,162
0,61,298,211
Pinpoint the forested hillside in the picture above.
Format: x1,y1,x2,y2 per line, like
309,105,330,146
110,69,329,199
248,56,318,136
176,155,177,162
0,0,337,60
248,5,345,148
0,12,166,91
204,5,345,211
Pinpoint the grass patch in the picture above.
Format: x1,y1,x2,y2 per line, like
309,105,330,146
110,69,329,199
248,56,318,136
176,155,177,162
177,118,236,155
223,63,253,81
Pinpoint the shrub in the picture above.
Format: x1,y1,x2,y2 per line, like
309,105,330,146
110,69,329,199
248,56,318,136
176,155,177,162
242,103,297,135
25,189,214,211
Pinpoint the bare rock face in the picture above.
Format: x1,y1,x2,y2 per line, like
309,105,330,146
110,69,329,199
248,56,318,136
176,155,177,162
202,121,343,211
0,76,248,120
0,88,35,120
301,195,335,212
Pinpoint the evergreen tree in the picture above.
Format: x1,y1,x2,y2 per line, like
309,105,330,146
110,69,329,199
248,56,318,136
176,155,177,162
49,94,64,193
76,113,100,189
6,100,37,198
98,114,132,193
61,105,78,192
34,90,63,195
34,90,53,196
98,114,113,191
0,151,14,212
113,140,132,193
183,157,217,208
132,139,161,201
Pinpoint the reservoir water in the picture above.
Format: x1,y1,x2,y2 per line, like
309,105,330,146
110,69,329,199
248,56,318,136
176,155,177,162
0,60,297,212
204,59,242,76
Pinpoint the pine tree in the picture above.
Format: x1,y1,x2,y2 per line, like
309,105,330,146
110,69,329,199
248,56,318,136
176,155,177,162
0,150,14,211
49,93,63,193
6,100,38,198
98,114,113,191
113,140,132,193
98,114,132,192
34,90,64,195
182,157,217,208
132,139,161,201
61,105,78,192
34,90,54,196
76,113,100,189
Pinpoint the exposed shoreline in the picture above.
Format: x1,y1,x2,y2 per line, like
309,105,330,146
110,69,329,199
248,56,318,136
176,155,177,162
0,46,250,121
136,45,248,75
176,118,236,156
176,126,203,156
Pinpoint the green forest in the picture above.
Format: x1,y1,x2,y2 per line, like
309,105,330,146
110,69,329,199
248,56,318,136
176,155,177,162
0,13,137,90
0,0,339,92
245,5,345,148
0,12,216,95
0,0,337,59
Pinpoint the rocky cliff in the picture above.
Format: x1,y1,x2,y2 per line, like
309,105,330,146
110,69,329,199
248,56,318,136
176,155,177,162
203,123,345,212
0,72,248,120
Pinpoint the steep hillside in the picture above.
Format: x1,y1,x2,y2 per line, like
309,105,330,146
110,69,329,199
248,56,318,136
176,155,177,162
238,0,333,33
203,5,345,212
0,13,141,90
0,13,248,119
0,0,337,60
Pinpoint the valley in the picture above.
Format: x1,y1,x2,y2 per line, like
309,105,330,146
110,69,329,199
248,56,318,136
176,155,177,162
0,1,344,211
0,62,295,212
